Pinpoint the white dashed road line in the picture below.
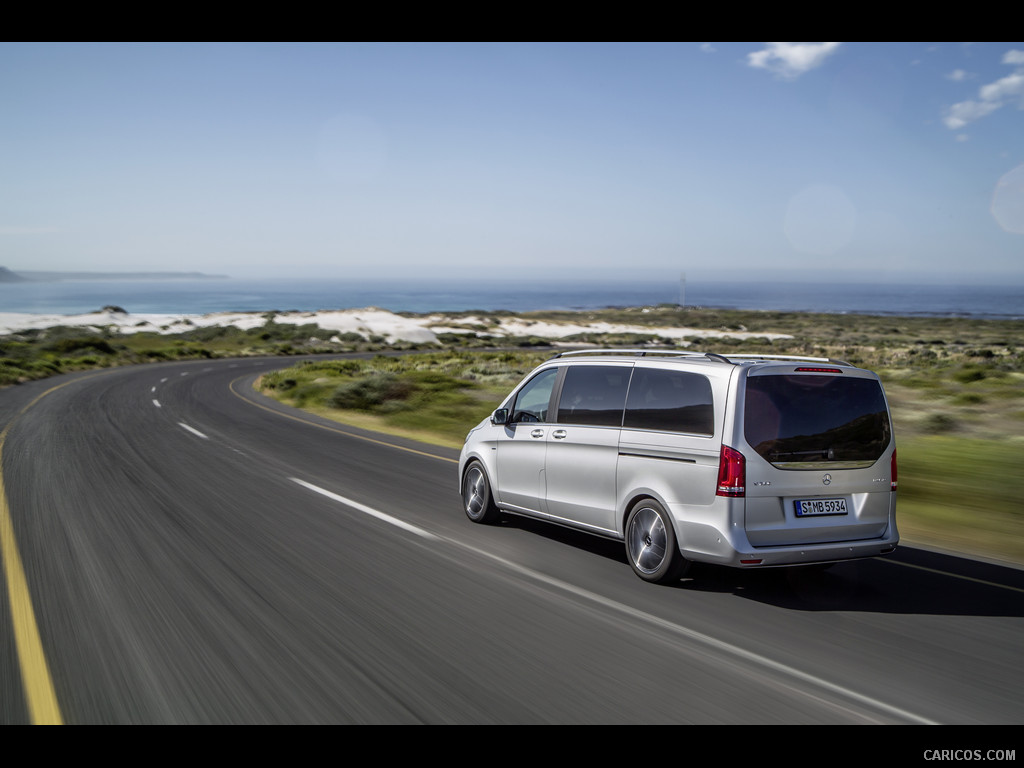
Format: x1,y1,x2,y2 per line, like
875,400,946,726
178,423,209,439
291,478,438,540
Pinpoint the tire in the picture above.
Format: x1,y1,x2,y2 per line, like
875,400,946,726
625,499,690,583
462,462,500,524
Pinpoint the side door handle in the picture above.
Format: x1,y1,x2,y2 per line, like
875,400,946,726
552,429,567,439
531,429,545,439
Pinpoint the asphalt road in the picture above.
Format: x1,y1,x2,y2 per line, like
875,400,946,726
1,356,1022,724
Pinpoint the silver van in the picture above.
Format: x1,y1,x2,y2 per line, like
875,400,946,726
458,350,898,583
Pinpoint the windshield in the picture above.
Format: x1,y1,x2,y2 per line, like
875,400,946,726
744,374,891,469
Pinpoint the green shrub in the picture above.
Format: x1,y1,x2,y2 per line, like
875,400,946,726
924,413,958,433
328,373,415,410
45,337,116,355
953,365,996,384
953,392,985,405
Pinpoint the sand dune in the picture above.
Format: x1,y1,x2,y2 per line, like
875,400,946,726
0,307,792,344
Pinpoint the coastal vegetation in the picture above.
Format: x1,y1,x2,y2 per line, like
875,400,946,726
0,316,397,385
2,305,1022,563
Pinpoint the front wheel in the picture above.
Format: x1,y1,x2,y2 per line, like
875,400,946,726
625,500,690,583
462,462,500,524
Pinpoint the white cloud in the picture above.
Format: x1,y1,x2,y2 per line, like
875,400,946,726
946,69,969,82
979,71,1024,102
700,43,716,54
747,42,841,80
943,99,1001,130
944,49,1024,131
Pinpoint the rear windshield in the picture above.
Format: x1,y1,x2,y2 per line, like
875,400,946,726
744,374,891,469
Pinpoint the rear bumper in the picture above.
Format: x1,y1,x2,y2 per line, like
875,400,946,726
673,508,899,568
728,535,899,567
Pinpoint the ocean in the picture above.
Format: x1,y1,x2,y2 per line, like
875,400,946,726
0,278,1021,320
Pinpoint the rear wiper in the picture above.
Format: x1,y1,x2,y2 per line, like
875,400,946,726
769,448,835,460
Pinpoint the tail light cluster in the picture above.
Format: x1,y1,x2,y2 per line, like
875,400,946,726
715,445,898,495
716,445,746,497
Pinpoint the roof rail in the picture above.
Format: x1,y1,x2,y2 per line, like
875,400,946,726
554,348,691,358
720,354,854,366
551,349,726,362
550,349,853,366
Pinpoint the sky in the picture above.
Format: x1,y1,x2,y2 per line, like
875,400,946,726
2,42,1023,284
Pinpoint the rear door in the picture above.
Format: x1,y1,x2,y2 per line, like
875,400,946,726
740,367,895,546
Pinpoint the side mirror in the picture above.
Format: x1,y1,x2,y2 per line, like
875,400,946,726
490,408,509,425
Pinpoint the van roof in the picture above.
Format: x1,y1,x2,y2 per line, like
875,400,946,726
550,349,854,367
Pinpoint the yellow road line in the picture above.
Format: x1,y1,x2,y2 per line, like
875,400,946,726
0,468,62,724
229,374,458,464
0,378,89,725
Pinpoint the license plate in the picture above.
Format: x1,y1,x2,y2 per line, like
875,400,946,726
794,498,848,517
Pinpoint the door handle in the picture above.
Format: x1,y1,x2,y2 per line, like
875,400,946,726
531,429,544,438
552,429,567,439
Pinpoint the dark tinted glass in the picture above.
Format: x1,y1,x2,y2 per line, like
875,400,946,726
744,375,890,467
623,368,714,435
556,366,630,427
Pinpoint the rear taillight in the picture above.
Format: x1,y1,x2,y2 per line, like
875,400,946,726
717,445,746,497
891,449,898,491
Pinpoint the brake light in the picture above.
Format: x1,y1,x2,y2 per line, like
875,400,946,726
891,449,898,491
717,445,746,497
795,367,843,373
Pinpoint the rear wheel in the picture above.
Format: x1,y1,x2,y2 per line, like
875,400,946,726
462,462,500,524
625,499,690,583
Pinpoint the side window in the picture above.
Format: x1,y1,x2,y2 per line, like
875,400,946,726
510,368,558,423
556,366,630,427
623,368,714,436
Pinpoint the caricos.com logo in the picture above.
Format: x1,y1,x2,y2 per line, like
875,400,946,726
923,750,1016,761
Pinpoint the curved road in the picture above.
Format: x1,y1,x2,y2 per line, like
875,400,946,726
1,356,1022,724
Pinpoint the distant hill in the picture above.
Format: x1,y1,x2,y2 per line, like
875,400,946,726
1,268,228,282
0,267,28,283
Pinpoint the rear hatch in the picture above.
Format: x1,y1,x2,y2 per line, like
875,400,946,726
740,366,894,547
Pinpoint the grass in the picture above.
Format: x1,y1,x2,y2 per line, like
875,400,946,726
258,351,551,448
896,437,1024,562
